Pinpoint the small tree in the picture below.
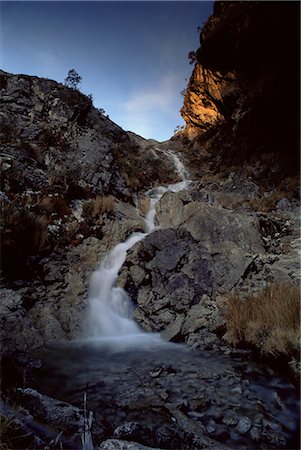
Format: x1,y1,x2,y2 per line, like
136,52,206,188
64,69,82,89
188,51,197,65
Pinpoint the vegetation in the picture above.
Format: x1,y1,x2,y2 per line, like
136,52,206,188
223,283,300,356
0,415,33,450
64,69,82,89
83,195,115,222
188,50,197,65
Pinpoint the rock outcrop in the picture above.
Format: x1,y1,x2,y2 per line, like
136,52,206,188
119,181,300,350
180,1,300,183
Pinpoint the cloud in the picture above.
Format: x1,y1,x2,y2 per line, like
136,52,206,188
124,74,177,114
118,74,182,139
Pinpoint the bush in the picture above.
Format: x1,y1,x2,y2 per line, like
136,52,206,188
223,283,300,355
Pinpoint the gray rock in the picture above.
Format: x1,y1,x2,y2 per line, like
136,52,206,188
237,416,252,434
206,419,217,434
160,314,185,341
99,440,162,450
222,415,238,426
250,426,262,441
276,198,290,211
16,388,93,436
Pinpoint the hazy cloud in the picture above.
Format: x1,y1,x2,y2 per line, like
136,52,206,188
119,74,182,139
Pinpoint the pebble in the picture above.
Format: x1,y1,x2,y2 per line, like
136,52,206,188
237,416,252,434
262,418,281,432
222,415,238,426
231,386,242,395
149,366,162,378
206,419,217,434
272,391,285,409
250,426,262,441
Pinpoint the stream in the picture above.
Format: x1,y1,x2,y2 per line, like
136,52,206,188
33,150,299,449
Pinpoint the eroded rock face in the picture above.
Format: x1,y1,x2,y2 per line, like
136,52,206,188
180,1,299,180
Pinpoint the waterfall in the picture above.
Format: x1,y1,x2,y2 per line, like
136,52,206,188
87,149,190,339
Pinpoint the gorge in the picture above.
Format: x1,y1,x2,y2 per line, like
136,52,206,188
0,1,300,450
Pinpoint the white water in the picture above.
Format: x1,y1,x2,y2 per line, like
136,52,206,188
87,149,191,340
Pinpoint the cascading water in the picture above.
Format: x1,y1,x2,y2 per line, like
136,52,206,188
87,149,191,339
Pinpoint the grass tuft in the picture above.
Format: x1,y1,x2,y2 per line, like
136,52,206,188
223,283,300,355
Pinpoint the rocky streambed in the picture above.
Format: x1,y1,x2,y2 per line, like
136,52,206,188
1,338,299,450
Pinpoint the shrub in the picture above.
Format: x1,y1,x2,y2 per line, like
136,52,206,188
223,283,300,355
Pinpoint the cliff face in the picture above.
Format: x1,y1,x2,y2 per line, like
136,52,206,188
181,1,300,177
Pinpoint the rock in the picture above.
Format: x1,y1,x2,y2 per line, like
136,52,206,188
1,352,41,395
230,386,242,395
0,289,45,352
120,193,266,347
113,422,154,444
160,314,185,341
16,388,90,435
222,415,238,426
250,426,262,441
99,440,162,450
206,419,217,434
276,198,291,211
237,416,252,434
272,392,285,410
16,387,104,444
164,407,232,450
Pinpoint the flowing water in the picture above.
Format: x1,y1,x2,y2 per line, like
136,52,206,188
87,148,191,342
34,150,299,449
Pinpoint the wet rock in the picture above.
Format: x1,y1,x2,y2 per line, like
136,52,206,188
165,407,231,450
230,386,242,395
0,288,45,351
99,440,162,450
222,415,238,426
160,313,185,341
113,422,154,444
272,392,285,410
237,416,252,434
206,419,217,434
16,387,103,441
276,198,291,211
1,352,41,395
250,426,262,441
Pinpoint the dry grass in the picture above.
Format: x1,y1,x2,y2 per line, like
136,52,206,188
83,195,115,220
223,283,300,355
0,415,32,450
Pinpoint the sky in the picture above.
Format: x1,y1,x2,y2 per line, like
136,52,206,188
0,1,213,141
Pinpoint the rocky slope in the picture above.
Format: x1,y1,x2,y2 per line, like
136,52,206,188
0,70,179,350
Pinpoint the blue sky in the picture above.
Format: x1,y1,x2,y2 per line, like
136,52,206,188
1,1,213,141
